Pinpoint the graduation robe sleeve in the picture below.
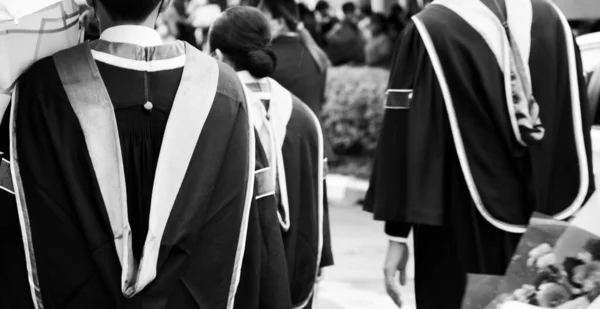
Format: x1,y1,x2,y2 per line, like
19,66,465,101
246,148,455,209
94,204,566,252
364,22,450,238
282,96,332,307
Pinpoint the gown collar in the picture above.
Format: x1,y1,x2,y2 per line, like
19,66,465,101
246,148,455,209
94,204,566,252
237,70,262,84
100,25,163,47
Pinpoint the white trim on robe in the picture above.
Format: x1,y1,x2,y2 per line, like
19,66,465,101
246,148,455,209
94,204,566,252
293,101,326,309
226,80,257,309
546,1,589,220
55,43,135,296
387,236,408,244
134,45,220,294
434,0,533,150
412,16,527,234
238,71,294,231
91,50,186,72
267,78,294,231
9,84,44,309
0,185,13,195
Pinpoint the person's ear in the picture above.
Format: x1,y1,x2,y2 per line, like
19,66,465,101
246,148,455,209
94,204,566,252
214,49,224,61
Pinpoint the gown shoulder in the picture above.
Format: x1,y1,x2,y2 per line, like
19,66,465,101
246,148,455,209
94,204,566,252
287,96,320,138
215,61,247,105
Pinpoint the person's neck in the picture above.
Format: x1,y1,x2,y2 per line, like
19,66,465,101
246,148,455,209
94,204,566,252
98,9,159,33
100,20,156,33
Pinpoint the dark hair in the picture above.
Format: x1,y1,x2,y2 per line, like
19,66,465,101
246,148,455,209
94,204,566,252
297,3,312,19
209,6,277,78
390,3,404,15
360,4,373,17
315,1,330,13
370,13,388,34
98,0,162,22
342,2,356,15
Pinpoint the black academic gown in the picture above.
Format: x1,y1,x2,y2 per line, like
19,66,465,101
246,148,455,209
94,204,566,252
364,1,595,308
0,111,33,309
282,98,334,308
239,74,334,309
270,35,337,162
234,132,292,309
0,41,257,309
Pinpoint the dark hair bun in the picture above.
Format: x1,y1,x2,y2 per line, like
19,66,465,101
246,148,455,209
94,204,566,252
242,48,278,79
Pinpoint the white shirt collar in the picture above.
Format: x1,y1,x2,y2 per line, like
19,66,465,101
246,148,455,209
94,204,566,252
237,70,261,84
100,25,162,47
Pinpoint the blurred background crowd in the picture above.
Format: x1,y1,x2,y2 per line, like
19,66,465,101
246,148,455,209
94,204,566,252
78,0,437,68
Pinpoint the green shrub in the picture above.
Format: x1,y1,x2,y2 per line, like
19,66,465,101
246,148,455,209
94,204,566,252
323,65,389,156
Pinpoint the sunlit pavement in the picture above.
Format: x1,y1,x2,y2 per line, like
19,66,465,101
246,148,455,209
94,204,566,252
314,193,417,309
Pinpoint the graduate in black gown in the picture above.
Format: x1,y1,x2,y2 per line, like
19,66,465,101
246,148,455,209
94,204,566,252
209,6,334,309
205,6,292,309
364,0,595,308
243,0,336,163
0,0,260,308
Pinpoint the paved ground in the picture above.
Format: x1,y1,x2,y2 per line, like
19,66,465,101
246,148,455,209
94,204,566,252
314,195,417,309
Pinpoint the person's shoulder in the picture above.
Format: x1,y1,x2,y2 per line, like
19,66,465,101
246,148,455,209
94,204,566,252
288,95,320,138
530,0,563,24
18,55,62,97
180,42,245,106
412,3,462,33
20,55,58,83
215,61,246,104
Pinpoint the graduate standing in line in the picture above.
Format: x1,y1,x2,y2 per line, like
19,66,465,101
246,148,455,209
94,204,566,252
209,6,333,309
0,0,259,308
364,0,595,308
243,0,337,164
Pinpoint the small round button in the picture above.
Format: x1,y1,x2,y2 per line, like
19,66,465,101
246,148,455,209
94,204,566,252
408,93,413,100
144,101,153,111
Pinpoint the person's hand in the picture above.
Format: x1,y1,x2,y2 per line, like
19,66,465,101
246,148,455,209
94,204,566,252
383,240,409,308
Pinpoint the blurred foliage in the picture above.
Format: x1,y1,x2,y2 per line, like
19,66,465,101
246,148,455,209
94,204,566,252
328,154,373,180
323,65,388,156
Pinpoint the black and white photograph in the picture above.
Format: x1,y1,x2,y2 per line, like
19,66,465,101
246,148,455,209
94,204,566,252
1,0,600,308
